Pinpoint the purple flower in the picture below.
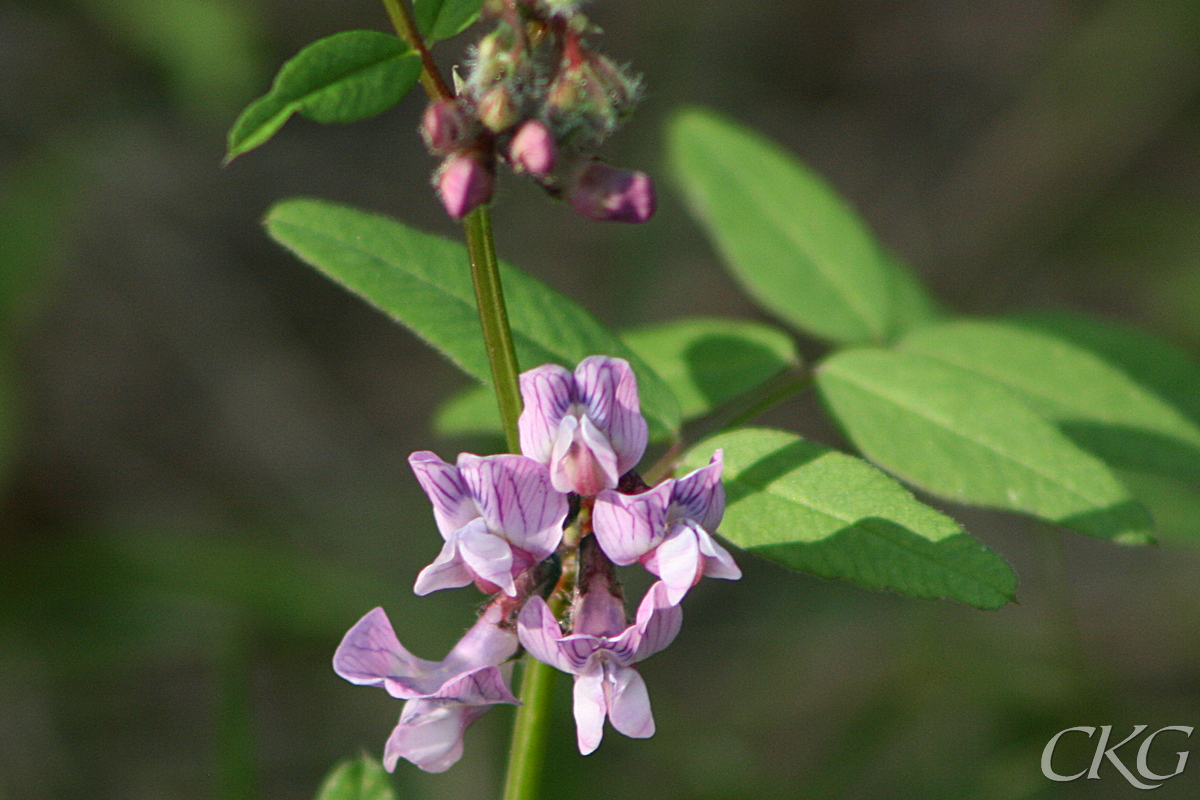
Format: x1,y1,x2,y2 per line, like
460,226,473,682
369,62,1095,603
592,451,741,605
333,602,520,773
517,356,648,497
409,451,568,596
436,151,494,219
518,580,682,755
565,160,656,223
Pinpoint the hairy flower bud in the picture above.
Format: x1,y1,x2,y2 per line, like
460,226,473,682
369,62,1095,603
421,100,471,156
566,160,656,223
436,152,495,219
509,119,557,178
478,84,521,133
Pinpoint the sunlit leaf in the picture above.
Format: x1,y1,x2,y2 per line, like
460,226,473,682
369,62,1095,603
681,428,1015,608
315,755,396,800
816,348,1152,542
669,108,893,344
900,319,1200,484
434,383,502,439
264,198,681,437
226,31,419,162
414,0,483,42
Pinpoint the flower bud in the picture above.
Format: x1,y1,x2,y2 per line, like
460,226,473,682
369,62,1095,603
566,161,656,223
478,84,520,133
420,100,471,156
509,120,557,178
436,152,494,219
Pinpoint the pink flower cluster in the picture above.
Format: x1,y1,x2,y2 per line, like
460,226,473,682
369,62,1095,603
334,356,739,771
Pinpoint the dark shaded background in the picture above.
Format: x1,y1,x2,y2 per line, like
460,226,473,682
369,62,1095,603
3,0,1200,798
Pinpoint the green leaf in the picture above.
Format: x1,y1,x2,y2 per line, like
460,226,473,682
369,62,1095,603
414,0,483,42
816,348,1153,542
1013,311,1200,425
621,317,799,421
668,108,892,344
900,319,1200,484
226,31,420,162
434,383,503,439
1119,471,1200,545
882,251,943,337
315,755,396,800
264,198,681,437
681,428,1015,608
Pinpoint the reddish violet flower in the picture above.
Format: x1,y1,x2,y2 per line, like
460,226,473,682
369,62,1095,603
409,451,568,596
333,602,520,773
517,356,648,496
518,579,681,755
436,151,494,219
592,450,741,605
566,160,656,223
509,119,557,178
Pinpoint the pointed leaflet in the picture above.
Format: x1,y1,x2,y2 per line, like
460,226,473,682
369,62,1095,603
264,198,680,437
414,0,483,42
669,109,903,344
680,428,1015,608
816,348,1152,542
899,319,1200,484
226,31,420,162
315,755,396,800
435,316,799,439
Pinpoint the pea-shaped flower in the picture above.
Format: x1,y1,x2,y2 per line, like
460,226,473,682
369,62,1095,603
333,602,519,773
592,451,741,605
518,579,681,755
518,356,648,496
409,451,568,596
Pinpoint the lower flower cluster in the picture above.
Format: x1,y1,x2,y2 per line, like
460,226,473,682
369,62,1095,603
334,355,740,771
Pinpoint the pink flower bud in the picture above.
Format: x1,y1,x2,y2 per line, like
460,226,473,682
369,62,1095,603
420,100,470,156
566,161,656,223
436,152,494,219
509,120,557,178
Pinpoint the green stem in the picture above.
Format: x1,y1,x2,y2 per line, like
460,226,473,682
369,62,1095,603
463,206,524,451
502,657,558,800
379,0,453,101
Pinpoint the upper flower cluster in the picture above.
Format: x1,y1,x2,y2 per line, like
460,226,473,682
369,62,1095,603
422,0,655,222
334,355,739,772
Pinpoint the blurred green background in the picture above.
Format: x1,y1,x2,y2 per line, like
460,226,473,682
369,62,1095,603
3,0,1200,798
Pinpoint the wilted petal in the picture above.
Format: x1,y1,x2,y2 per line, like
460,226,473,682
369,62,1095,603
696,527,742,581
413,536,475,597
459,453,567,560
457,518,516,596
644,524,701,606
409,451,478,540
592,482,671,565
333,607,438,690
607,664,654,739
517,596,575,673
518,363,576,463
384,701,473,773
572,662,608,755
671,450,725,532
574,356,648,475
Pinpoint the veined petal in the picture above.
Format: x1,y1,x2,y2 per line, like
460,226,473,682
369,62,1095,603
607,663,655,739
440,602,520,676
572,576,628,639
459,453,567,560
574,356,648,475
592,481,671,565
413,535,474,597
518,363,576,464
671,450,725,532
630,581,684,662
548,415,614,496
644,524,701,606
385,701,472,773
576,413,622,494
333,607,438,688
457,519,516,596
409,451,478,538
558,634,608,672
517,596,576,673
572,662,608,755
696,527,742,581
433,666,519,706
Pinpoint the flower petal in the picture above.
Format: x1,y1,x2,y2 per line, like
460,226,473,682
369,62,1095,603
670,450,725,532
409,451,478,539
413,535,475,597
696,527,742,581
518,363,576,464
333,607,438,689
576,412,622,494
574,356,648,476
384,700,473,773
517,596,576,673
630,581,684,662
644,524,701,606
440,601,520,677
433,665,519,706
459,453,567,560
572,661,608,755
607,664,655,739
457,518,516,596
592,481,671,565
